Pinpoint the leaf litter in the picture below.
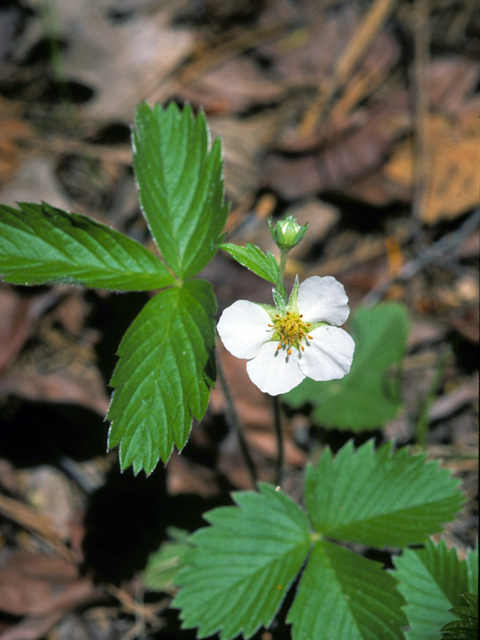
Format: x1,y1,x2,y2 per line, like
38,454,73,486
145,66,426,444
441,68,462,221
0,0,477,637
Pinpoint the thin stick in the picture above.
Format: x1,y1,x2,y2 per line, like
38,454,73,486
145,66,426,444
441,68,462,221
272,396,284,487
362,208,479,305
411,0,431,222
299,0,398,138
216,354,258,488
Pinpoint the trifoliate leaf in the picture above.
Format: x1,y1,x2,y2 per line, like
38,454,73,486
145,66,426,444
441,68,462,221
107,279,216,473
284,302,409,429
173,483,311,640
287,540,407,640
394,539,478,640
0,202,174,290
173,443,464,640
219,242,279,284
142,528,191,593
133,102,229,279
441,594,478,640
305,440,465,548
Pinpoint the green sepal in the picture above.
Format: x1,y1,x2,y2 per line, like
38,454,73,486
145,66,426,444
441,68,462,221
272,287,287,314
286,274,300,311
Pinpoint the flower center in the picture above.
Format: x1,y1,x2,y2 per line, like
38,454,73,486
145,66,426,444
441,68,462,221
269,311,313,356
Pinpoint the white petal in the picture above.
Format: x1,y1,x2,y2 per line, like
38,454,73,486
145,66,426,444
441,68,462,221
246,341,306,396
299,326,355,381
217,300,272,359
297,276,350,326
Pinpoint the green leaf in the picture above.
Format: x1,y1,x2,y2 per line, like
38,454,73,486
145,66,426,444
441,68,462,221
441,594,478,640
287,540,407,640
0,202,174,290
219,242,279,284
107,279,216,473
465,541,478,592
284,302,409,429
173,483,311,640
305,440,465,548
142,527,191,593
394,540,478,640
133,102,229,279
173,442,464,640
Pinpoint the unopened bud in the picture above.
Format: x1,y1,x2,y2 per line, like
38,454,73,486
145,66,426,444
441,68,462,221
269,215,308,251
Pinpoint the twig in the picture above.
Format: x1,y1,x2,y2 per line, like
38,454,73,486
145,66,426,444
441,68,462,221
299,0,398,138
0,493,77,563
411,0,431,222
216,353,258,488
272,396,284,487
362,208,480,305
146,21,286,105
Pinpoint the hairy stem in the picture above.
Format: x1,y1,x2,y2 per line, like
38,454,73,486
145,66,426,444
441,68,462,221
275,248,288,301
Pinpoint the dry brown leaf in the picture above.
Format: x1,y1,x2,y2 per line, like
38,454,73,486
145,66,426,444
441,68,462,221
0,365,109,417
0,102,31,184
0,493,75,561
447,304,480,344
384,113,480,223
17,466,83,541
0,321,109,417
177,56,286,114
212,348,307,488
265,91,410,199
0,550,101,617
0,611,64,640
427,56,480,115
210,112,280,202
167,454,221,498
430,373,479,421
0,155,72,211
0,288,32,375
0,290,109,414
16,1,194,122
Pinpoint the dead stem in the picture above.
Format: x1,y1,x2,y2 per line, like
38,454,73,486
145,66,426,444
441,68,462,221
216,353,258,489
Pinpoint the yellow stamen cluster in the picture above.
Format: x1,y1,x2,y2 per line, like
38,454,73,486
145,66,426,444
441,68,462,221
268,311,313,356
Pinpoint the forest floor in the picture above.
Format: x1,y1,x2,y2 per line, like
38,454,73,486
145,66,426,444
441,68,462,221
0,1,478,639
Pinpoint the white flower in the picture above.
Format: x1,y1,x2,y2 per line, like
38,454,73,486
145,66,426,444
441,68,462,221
217,276,355,396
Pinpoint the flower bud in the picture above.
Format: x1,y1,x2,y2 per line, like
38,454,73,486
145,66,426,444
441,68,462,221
269,215,308,251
